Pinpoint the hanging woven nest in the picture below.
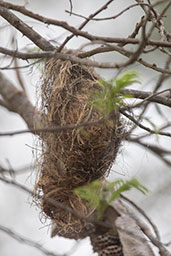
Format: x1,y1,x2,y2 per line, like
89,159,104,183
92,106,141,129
34,55,124,238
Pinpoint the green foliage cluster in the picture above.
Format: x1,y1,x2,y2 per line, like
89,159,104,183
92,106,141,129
75,71,145,219
90,71,140,115
75,178,148,219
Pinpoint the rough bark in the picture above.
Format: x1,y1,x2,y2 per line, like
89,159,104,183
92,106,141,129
0,71,41,130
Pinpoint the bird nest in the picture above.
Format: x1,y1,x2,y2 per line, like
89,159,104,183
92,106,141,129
34,56,124,238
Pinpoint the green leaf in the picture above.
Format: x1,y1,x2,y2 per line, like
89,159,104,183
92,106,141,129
115,71,140,90
89,70,140,115
74,177,148,220
108,178,148,204
121,94,133,99
74,180,102,208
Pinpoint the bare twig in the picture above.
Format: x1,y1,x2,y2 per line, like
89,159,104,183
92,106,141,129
0,175,116,231
13,57,27,95
0,164,34,175
11,36,27,95
0,173,169,255
0,1,171,49
145,1,171,44
58,0,115,51
121,195,161,240
121,88,171,108
79,45,171,74
68,0,73,14
66,4,149,21
0,225,60,256
128,138,171,166
0,59,41,70
0,174,165,256
1,45,171,74
0,118,105,137
0,6,55,51
0,175,85,222
130,122,171,141
0,46,50,60
154,56,171,92
120,110,171,137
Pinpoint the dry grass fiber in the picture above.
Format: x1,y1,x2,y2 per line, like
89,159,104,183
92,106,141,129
34,56,124,238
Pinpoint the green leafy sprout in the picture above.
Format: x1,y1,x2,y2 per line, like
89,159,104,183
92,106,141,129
90,71,140,115
75,178,148,219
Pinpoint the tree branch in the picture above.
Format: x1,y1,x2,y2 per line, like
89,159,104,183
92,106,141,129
0,6,55,51
128,138,171,167
120,195,161,241
1,45,171,75
79,45,171,74
116,215,155,256
0,1,171,49
0,164,34,175
0,72,40,129
125,209,171,256
1,171,169,255
121,89,171,108
120,110,171,137
0,118,105,137
0,225,59,256
58,0,115,51
0,98,11,110
65,3,148,21
0,174,158,256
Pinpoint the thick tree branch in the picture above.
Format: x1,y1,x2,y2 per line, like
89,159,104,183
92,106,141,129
0,47,147,70
124,209,171,256
0,98,11,110
120,195,161,241
1,46,171,75
0,6,55,51
0,71,40,129
116,216,155,256
0,41,171,74
121,89,171,108
0,46,51,59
